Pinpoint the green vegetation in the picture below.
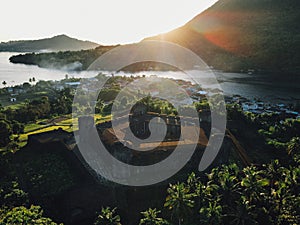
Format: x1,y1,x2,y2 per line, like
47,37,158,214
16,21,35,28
164,182,195,225
139,208,169,225
0,181,28,208
19,125,71,143
0,120,11,147
23,123,47,133
0,205,61,225
1,74,300,224
21,152,76,197
94,159,299,225
0,75,118,150
0,86,73,150
259,118,300,152
94,207,122,225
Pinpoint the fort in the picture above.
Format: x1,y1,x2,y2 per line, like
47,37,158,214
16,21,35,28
18,108,250,224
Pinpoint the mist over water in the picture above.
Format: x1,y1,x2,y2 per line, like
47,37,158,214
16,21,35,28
0,52,299,103
0,52,94,86
115,70,300,102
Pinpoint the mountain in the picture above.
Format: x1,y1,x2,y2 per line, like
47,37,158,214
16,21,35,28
8,0,300,74
0,34,99,52
145,0,300,74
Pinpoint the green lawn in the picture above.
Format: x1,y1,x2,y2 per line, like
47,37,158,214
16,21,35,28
0,93,24,108
15,114,112,148
19,125,73,146
95,114,111,123
24,123,47,133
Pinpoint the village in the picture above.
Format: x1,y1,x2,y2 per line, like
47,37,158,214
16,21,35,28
1,73,300,120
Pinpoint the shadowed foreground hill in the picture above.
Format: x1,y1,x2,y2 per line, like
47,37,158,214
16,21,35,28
0,34,99,52
145,0,300,74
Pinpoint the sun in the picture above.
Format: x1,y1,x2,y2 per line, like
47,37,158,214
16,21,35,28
0,0,218,44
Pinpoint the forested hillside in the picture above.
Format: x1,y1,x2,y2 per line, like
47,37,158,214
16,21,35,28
146,0,300,73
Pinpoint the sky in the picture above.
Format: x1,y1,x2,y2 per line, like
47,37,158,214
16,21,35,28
0,0,218,45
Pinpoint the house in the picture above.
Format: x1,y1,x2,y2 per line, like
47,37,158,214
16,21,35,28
277,103,286,108
197,90,208,96
14,88,25,94
65,82,81,87
251,110,264,114
242,103,258,111
7,87,13,93
257,102,264,110
285,110,299,118
54,84,64,91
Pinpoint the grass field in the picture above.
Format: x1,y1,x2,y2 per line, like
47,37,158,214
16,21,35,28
0,93,24,108
24,123,48,133
19,125,73,147
17,114,112,147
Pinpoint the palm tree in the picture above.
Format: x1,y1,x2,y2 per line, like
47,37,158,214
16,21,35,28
217,164,241,209
266,160,282,188
287,137,300,156
265,165,299,225
139,208,169,225
199,201,223,225
240,166,269,204
94,207,121,225
226,197,258,225
186,173,206,218
164,182,195,225
186,172,200,193
2,80,7,87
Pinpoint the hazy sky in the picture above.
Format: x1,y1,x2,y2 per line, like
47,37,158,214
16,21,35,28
0,0,218,45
